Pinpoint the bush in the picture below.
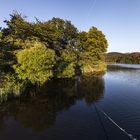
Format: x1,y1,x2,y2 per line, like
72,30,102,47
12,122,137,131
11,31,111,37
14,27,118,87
14,41,56,85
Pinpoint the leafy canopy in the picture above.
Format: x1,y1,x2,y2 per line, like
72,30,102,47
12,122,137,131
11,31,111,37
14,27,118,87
0,11,108,85
14,41,56,85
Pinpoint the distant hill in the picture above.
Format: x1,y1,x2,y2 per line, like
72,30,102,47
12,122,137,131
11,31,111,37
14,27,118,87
106,52,140,64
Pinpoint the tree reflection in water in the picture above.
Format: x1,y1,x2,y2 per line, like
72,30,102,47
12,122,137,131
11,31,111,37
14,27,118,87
0,76,104,133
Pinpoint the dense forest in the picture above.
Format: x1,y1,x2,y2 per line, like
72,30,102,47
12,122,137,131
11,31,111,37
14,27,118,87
0,12,108,102
106,52,140,64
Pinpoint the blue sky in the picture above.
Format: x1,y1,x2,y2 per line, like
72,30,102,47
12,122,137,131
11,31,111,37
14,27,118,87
0,0,140,52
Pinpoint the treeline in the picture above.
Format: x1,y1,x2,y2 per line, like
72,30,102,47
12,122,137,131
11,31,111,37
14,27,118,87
0,11,108,85
0,11,108,102
106,52,140,64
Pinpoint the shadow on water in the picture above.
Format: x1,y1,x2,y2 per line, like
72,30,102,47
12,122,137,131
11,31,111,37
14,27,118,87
0,76,104,133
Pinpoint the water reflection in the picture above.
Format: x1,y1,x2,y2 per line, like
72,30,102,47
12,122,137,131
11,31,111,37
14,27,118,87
107,64,140,72
0,76,104,133
106,64,140,87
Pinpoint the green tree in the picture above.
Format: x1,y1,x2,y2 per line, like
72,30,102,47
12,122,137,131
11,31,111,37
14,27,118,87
79,27,108,74
13,41,56,85
1,11,33,51
56,46,77,78
47,18,78,50
1,12,108,81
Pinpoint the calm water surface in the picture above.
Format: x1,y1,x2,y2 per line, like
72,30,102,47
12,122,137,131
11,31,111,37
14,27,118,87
0,64,140,140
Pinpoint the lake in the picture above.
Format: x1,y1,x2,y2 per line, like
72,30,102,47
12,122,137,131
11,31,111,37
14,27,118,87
0,64,140,140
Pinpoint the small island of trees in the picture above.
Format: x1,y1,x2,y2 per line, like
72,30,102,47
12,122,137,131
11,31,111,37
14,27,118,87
0,12,108,102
